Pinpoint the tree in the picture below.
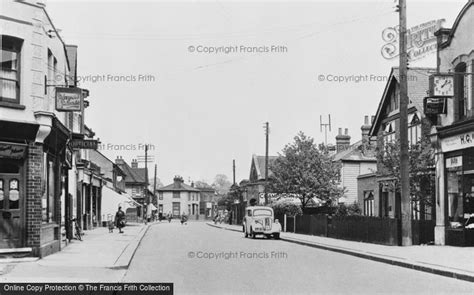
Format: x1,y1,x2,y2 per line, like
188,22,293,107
376,132,435,216
213,174,232,195
194,180,213,189
269,132,345,208
271,200,303,217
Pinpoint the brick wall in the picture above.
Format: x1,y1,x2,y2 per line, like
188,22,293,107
25,142,44,251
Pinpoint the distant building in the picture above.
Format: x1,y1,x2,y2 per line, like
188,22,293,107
244,155,278,205
156,176,200,218
333,118,377,206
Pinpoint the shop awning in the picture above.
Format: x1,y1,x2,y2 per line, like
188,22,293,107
101,186,141,221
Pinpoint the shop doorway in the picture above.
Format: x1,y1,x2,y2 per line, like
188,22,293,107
0,159,24,248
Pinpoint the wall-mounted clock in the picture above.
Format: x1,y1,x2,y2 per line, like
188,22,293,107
430,74,454,97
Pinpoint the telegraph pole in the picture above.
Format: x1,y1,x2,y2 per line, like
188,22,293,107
232,159,236,185
153,164,157,203
264,122,269,205
399,0,412,245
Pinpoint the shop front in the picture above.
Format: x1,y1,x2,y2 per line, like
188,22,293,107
437,124,474,246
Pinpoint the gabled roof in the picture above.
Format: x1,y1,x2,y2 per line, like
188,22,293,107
116,162,147,184
369,67,434,136
333,140,376,162
249,154,278,181
157,181,200,192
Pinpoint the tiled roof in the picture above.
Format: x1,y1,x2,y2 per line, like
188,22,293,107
333,140,376,162
370,67,434,136
116,162,147,184
157,182,200,192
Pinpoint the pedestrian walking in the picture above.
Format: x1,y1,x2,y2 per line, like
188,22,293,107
167,211,172,223
181,212,188,225
115,206,126,234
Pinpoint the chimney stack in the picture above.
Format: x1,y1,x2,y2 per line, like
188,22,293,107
361,115,372,141
336,128,351,153
131,159,138,168
173,175,184,188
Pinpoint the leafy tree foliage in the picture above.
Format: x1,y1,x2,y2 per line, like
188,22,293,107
213,174,232,195
271,200,303,217
269,132,345,208
376,133,435,211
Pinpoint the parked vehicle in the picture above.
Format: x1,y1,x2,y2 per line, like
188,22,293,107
242,206,281,239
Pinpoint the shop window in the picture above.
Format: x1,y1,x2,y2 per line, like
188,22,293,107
42,157,56,223
1,35,22,103
446,151,474,229
364,191,374,217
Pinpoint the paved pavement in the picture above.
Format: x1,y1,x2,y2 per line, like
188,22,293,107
0,222,150,282
124,221,473,294
208,222,474,282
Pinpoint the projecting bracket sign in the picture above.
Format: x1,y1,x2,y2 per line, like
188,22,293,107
424,96,447,116
69,139,99,150
56,87,83,112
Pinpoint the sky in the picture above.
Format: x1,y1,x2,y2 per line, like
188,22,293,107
45,0,467,186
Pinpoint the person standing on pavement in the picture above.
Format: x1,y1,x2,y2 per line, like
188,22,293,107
115,206,126,233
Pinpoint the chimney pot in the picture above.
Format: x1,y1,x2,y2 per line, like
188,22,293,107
371,115,375,123
338,128,342,135
345,128,348,135
364,115,369,125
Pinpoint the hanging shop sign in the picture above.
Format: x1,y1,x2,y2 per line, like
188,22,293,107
56,87,83,112
69,139,98,150
424,97,446,116
0,142,27,159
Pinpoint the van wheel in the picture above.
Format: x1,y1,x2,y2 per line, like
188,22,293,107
273,233,280,239
250,228,256,239
244,226,248,238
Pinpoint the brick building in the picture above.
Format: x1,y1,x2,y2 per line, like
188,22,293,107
0,1,81,257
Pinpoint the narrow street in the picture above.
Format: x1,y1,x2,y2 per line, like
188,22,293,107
123,222,473,294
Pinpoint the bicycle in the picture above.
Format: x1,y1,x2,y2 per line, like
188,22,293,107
71,218,83,241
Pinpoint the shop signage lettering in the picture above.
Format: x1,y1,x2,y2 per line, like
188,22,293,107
446,156,462,169
0,142,26,159
56,87,83,112
69,139,98,150
441,132,474,152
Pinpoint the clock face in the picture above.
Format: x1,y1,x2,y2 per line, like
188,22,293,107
432,75,454,97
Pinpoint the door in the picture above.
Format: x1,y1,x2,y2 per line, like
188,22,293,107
172,202,180,217
0,160,23,248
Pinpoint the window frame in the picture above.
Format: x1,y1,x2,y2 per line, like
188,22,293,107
0,35,23,104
